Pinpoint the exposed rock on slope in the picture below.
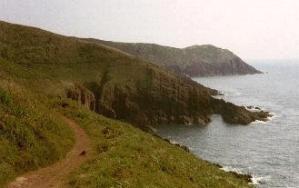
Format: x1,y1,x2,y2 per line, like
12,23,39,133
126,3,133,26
0,21,268,128
91,40,261,77
66,83,96,111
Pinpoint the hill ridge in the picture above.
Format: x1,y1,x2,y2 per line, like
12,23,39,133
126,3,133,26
89,39,261,77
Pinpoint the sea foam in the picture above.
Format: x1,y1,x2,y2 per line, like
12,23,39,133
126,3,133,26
250,175,271,185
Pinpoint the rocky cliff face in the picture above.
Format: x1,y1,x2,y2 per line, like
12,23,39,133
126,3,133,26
90,40,261,77
63,69,269,128
0,21,269,128
66,83,96,111
182,45,261,76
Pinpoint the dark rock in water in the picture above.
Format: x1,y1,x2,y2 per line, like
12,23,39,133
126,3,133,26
212,99,271,125
178,116,193,125
247,106,254,109
212,163,223,168
229,171,252,183
175,144,190,152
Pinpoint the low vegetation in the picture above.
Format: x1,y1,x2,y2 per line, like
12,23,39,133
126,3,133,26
0,81,74,187
55,99,252,188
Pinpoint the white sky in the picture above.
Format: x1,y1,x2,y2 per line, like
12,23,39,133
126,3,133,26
1,0,299,60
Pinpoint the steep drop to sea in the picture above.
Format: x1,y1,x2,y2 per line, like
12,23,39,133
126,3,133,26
157,62,299,187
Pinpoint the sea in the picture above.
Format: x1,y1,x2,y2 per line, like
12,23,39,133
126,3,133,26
156,62,299,188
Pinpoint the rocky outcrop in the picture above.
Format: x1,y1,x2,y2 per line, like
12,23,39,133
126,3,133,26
84,66,269,127
89,40,261,77
66,83,96,111
211,99,270,125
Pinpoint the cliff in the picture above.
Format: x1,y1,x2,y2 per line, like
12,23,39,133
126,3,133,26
0,21,268,128
90,40,261,77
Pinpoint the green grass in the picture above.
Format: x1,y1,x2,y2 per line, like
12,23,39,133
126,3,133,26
0,81,74,187
0,21,258,187
55,99,252,188
1,20,265,128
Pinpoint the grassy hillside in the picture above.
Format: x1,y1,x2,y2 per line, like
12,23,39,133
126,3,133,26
55,99,252,188
0,21,269,128
0,20,259,187
0,80,252,187
0,78,74,187
91,39,261,77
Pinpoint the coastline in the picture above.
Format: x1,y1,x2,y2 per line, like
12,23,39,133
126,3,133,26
154,134,254,185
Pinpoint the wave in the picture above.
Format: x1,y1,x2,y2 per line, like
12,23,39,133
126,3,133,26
220,166,244,174
251,112,277,125
252,120,268,125
250,175,271,185
224,90,242,97
267,112,278,121
169,139,178,145
220,166,271,185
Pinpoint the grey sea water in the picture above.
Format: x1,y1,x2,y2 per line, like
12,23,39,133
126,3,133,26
156,62,299,187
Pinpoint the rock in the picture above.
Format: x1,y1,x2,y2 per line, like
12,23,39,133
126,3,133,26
16,177,27,182
211,99,271,125
79,150,86,156
229,171,252,183
10,177,28,187
196,117,209,126
179,116,193,125
247,106,254,109
66,83,96,111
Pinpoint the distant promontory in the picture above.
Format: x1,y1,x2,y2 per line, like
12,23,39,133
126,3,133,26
88,40,262,77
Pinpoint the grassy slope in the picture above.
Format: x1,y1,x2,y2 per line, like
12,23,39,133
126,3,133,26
56,99,251,188
0,21,257,187
0,77,74,187
0,78,252,187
